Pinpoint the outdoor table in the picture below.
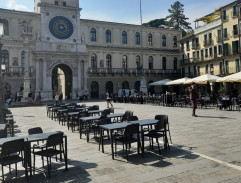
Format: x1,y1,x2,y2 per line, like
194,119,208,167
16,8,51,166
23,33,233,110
107,113,124,122
26,131,68,176
79,113,124,142
0,136,28,179
67,112,80,131
79,116,100,141
50,107,60,120
0,124,7,138
5,117,14,136
100,119,158,159
58,109,69,125
221,98,232,110
88,110,104,116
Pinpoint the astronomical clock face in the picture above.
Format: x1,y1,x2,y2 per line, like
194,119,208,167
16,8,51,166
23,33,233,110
49,16,73,39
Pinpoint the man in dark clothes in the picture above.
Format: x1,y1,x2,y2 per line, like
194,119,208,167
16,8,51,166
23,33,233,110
189,82,199,117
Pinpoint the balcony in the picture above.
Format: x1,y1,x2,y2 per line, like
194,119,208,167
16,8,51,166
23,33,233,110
232,11,238,18
203,39,213,46
216,36,222,43
179,59,191,65
192,43,200,49
233,30,239,37
4,67,34,76
223,33,229,41
221,15,229,22
88,68,181,77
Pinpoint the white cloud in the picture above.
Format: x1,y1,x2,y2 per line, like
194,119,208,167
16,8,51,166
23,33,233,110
6,0,31,12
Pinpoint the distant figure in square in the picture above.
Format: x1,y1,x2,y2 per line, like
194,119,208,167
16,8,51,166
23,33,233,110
106,91,113,108
55,93,59,105
28,91,33,103
59,92,63,103
36,92,42,104
189,82,198,117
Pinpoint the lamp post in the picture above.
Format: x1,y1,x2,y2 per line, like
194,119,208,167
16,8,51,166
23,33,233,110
0,22,4,123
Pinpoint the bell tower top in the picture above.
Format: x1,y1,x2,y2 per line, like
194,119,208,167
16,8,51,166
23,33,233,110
34,0,80,13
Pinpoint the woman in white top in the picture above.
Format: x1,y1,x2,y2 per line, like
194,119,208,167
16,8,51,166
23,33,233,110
55,94,59,105
106,91,113,108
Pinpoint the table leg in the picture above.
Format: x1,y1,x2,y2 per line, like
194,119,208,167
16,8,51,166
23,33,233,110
141,126,144,157
64,136,68,170
24,143,29,179
111,130,114,160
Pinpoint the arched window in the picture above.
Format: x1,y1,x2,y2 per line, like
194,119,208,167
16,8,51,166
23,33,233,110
0,19,9,35
2,50,9,71
174,57,178,70
21,51,25,69
162,57,167,70
136,32,140,44
136,55,141,69
162,35,166,46
173,36,177,47
106,81,113,94
106,30,111,43
122,55,128,69
135,81,140,92
122,31,127,44
122,81,129,89
106,54,112,69
91,54,97,72
148,33,152,45
148,56,153,70
90,28,96,42
91,81,99,98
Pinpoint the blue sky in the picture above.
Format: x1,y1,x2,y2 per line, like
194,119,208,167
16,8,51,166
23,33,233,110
0,0,233,27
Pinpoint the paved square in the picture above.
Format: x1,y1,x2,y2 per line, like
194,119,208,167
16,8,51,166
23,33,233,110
2,101,241,182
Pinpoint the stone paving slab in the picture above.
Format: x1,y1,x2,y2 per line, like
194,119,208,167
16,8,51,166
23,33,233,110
1,101,241,182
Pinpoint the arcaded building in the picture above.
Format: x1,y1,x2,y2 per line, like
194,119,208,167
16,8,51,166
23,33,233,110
0,0,181,100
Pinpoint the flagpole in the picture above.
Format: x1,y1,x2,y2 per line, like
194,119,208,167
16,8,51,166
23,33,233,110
139,0,147,94
140,0,143,75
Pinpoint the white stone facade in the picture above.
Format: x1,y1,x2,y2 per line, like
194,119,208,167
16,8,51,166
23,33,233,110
0,0,182,100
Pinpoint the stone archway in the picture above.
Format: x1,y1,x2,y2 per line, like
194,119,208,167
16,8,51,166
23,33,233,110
106,81,113,94
91,81,99,98
52,64,72,100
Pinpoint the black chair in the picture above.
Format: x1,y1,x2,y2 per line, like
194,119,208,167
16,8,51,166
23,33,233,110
144,115,170,154
155,115,172,144
127,115,139,121
233,99,240,112
109,107,114,114
0,138,25,182
114,123,140,159
101,109,110,116
33,132,65,177
28,127,43,135
28,127,44,146
121,110,133,122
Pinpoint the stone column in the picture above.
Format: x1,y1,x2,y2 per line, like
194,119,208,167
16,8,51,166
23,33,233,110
21,33,32,101
42,59,47,91
77,60,82,96
83,60,88,91
35,59,40,92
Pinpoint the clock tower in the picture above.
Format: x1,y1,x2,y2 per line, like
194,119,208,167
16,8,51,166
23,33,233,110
34,0,82,44
34,0,88,100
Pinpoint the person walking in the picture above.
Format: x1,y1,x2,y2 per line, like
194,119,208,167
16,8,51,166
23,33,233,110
106,91,113,108
189,82,198,117
55,93,59,105
59,92,63,103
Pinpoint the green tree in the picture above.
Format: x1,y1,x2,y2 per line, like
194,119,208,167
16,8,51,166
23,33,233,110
143,18,167,28
166,1,193,35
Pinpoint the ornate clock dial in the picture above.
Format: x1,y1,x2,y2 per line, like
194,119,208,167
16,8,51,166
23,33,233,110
49,16,73,39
